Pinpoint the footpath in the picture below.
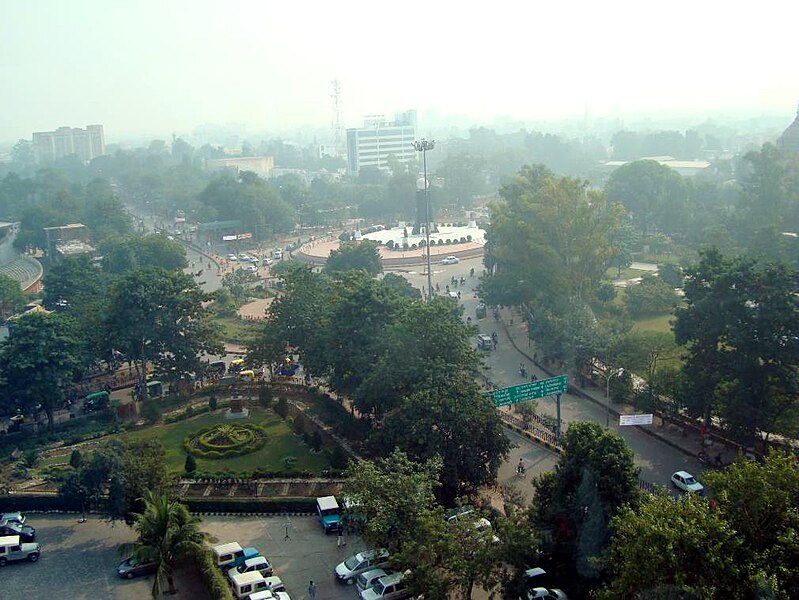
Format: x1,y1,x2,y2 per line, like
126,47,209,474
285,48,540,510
494,306,741,467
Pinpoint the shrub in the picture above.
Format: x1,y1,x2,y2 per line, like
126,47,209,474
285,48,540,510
69,449,82,469
275,397,289,419
141,399,162,423
21,449,38,468
186,405,194,418
386,240,395,249
209,395,218,411
193,545,235,600
311,430,322,452
258,385,273,409
329,445,350,470
185,453,197,474
624,273,679,316
467,235,472,241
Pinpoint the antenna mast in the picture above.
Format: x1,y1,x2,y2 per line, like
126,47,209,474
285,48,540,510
331,79,344,157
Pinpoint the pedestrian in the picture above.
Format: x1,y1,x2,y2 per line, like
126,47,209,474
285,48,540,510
337,527,346,547
308,580,317,600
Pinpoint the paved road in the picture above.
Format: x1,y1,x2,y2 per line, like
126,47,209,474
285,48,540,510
392,257,703,490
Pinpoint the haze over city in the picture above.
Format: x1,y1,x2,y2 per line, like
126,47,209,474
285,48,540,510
2,0,797,143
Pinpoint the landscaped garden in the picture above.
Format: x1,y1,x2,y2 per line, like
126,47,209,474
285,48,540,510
121,406,331,475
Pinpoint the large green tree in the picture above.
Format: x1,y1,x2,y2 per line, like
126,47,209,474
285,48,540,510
323,240,384,277
0,311,86,429
533,422,639,589
702,450,799,596
674,249,799,443
103,267,222,398
343,449,442,551
0,273,25,319
376,376,511,505
484,164,621,306
100,234,187,274
59,439,170,522
605,159,688,237
598,493,743,600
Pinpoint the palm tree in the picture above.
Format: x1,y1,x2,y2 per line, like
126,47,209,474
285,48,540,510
120,490,205,597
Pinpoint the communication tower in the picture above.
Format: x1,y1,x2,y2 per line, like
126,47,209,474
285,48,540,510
331,79,345,158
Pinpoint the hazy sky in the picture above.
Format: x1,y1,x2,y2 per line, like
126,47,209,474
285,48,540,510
1,0,797,143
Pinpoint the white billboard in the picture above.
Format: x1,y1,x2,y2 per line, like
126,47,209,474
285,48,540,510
619,414,654,426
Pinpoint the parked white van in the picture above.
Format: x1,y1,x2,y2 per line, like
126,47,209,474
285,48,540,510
230,571,270,599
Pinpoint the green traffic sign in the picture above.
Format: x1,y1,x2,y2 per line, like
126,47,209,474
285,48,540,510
491,375,568,407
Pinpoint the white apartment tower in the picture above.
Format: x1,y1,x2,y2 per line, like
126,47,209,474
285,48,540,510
346,110,417,174
32,124,106,164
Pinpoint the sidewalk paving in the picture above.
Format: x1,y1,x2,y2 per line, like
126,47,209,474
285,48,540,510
495,306,740,467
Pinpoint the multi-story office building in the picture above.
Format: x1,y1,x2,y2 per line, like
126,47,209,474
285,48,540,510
32,124,106,164
346,110,417,174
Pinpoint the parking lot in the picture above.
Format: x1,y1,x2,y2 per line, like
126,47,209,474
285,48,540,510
2,513,365,600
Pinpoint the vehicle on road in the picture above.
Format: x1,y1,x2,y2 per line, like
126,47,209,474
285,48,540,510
228,254,238,261
228,555,274,579
245,265,258,273
1,513,25,526
230,570,273,599
358,572,410,600
0,524,35,542
117,555,157,578
229,358,245,374
528,588,569,600
212,541,259,570
0,535,40,566
83,390,110,413
441,256,459,265
671,471,704,494
208,360,227,377
316,496,341,534
477,334,493,351
335,548,390,584
357,568,392,592
273,250,283,260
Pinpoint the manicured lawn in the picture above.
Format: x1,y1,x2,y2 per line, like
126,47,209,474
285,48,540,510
213,316,259,344
632,313,674,334
605,266,650,280
121,407,330,475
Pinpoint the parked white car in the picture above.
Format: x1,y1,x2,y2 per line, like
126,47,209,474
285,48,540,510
671,470,704,495
441,256,459,265
227,254,238,261
334,549,390,584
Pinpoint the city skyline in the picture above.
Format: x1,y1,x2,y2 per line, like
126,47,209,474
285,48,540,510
1,0,797,143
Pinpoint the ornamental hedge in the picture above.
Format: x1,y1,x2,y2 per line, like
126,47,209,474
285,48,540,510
184,423,267,459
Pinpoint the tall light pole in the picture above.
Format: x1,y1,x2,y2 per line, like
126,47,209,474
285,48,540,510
413,139,435,300
606,367,625,428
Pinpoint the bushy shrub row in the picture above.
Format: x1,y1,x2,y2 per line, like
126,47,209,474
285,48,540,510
193,545,235,600
186,497,317,513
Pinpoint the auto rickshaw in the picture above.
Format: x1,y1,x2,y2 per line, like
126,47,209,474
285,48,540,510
476,303,487,319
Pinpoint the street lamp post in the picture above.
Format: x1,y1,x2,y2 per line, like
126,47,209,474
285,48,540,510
412,139,435,301
606,367,625,428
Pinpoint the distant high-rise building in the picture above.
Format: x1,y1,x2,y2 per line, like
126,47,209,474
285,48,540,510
32,124,106,164
346,110,417,174
777,103,799,154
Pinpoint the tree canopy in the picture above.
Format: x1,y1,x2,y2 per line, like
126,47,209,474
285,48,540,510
323,240,384,276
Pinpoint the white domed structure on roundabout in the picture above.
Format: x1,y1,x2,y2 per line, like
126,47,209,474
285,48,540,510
295,219,487,268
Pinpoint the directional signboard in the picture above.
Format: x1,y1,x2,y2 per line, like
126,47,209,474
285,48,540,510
491,375,568,407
